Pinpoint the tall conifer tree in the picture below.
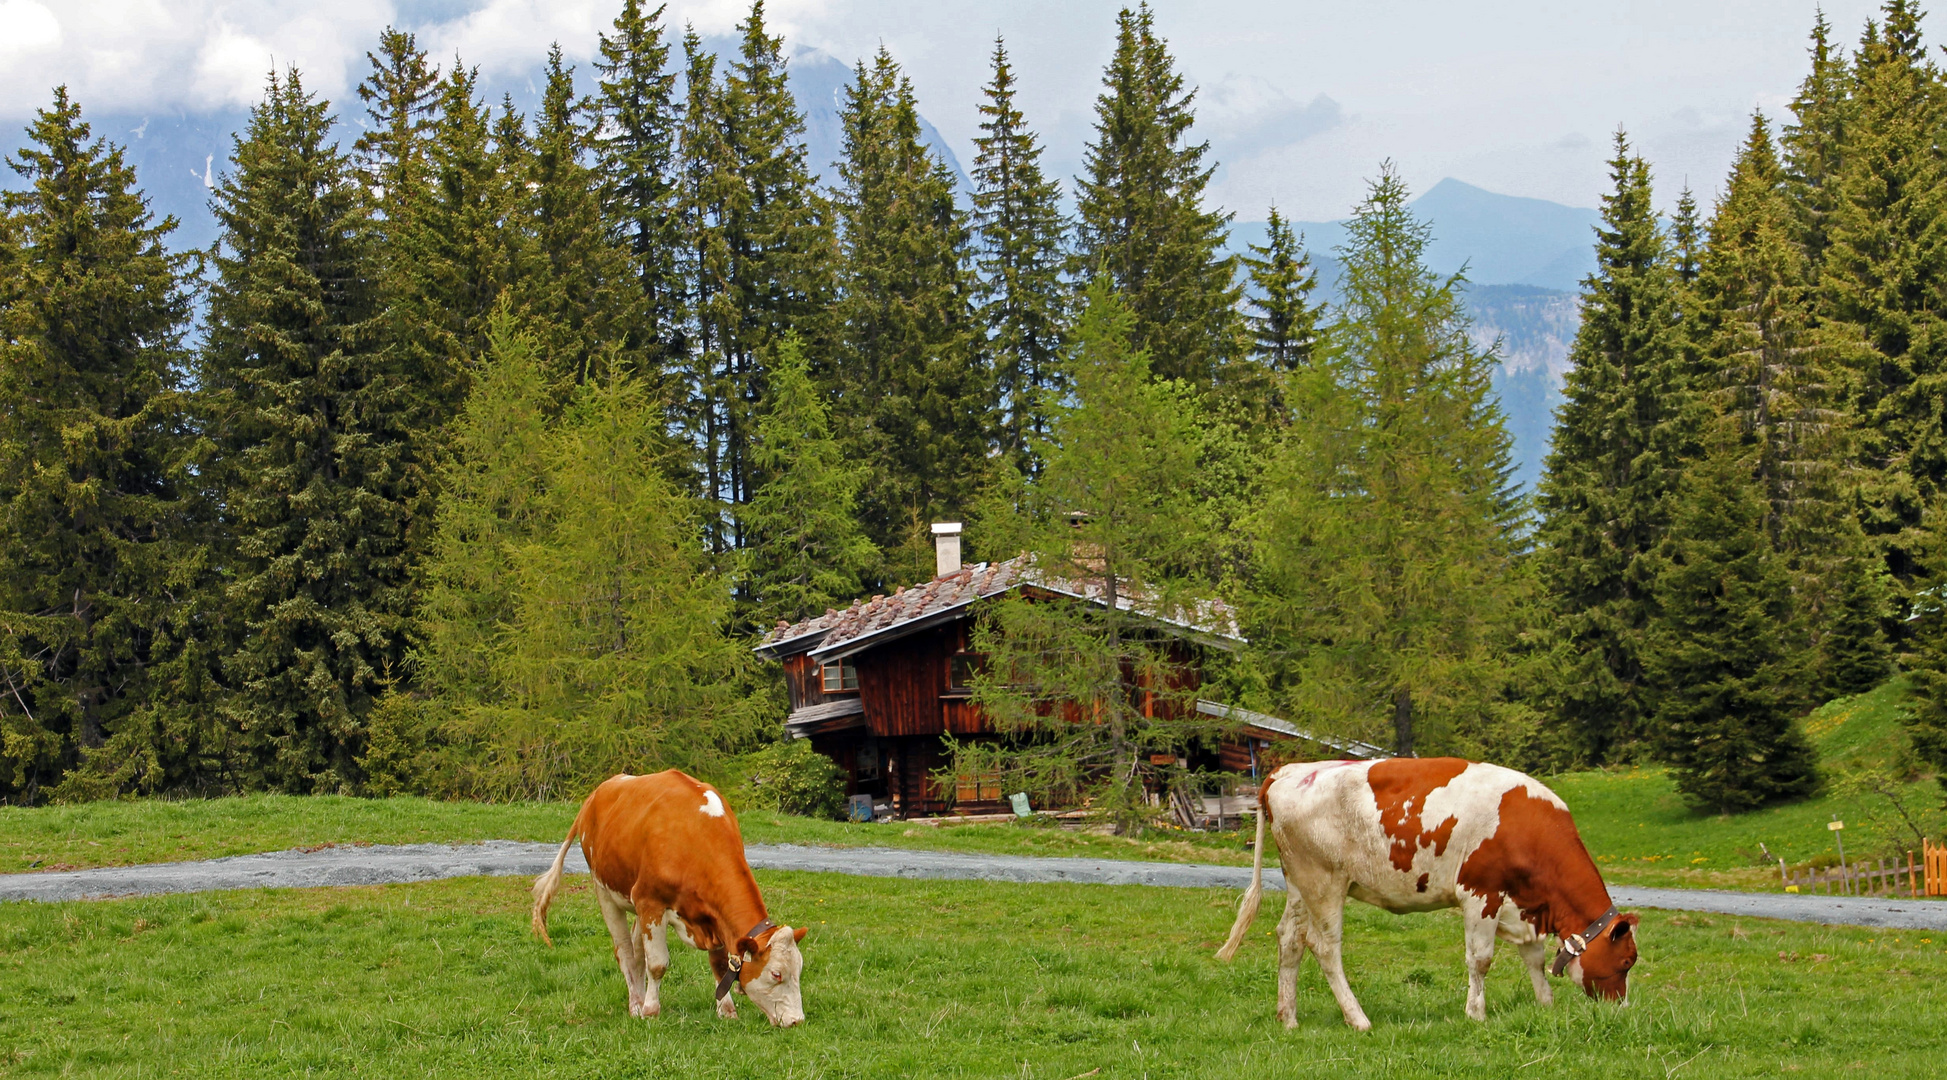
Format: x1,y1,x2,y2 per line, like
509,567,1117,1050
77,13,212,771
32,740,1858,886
0,89,198,798
199,69,405,791
1780,12,1855,274
517,47,633,384
595,0,682,370
1252,169,1522,757
738,334,878,629
1534,136,1693,763
1074,4,1240,391
1242,207,1322,371
1819,1,1947,594
831,48,989,573
971,37,1068,474
1644,420,1819,812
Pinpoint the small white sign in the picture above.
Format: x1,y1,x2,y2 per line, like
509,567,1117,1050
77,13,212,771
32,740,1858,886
1828,820,1845,831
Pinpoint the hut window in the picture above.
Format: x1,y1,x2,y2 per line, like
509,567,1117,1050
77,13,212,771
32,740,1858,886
948,653,984,693
955,771,1003,803
820,659,859,693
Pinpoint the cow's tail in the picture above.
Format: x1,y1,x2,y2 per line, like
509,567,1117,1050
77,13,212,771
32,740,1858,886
531,799,591,947
1216,792,1269,962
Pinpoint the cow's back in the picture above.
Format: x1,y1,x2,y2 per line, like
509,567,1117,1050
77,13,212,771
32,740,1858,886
1264,758,1579,914
580,770,752,905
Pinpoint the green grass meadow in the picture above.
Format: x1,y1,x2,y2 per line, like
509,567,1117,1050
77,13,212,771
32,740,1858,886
4,870,1946,1078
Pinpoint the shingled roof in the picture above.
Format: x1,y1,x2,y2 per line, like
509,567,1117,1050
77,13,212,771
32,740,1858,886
753,555,1243,662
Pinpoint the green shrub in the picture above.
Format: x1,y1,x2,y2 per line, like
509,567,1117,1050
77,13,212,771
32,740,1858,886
731,740,845,820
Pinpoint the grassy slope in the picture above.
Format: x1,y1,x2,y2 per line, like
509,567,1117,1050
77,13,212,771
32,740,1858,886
4,871,1944,1078
1553,676,1946,891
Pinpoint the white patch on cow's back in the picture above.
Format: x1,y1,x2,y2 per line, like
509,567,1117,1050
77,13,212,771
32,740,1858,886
700,789,726,817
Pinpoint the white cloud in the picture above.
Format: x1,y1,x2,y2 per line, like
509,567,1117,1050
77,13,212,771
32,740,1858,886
0,0,62,56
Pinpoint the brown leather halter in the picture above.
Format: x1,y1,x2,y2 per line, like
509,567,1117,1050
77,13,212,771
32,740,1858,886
1551,906,1621,976
715,918,777,1000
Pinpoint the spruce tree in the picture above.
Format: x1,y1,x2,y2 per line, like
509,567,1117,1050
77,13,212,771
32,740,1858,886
678,4,835,548
1242,206,1322,371
517,46,633,384
737,334,878,630
1251,167,1522,757
1534,136,1693,763
1820,554,1891,695
594,0,682,370
0,88,198,799
1693,113,1865,691
955,277,1212,831
1644,419,1818,813
1074,3,1241,392
830,47,989,574
199,69,406,791
353,28,440,233
1780,11,1855,274
971,37,1069,474
1819,1,1947,594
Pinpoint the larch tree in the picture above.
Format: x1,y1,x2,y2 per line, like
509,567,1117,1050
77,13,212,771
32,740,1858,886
198,69,406,792
955,277,1212,832
0,88,199,800
1074,3,1240,393
1533,136,1694,763
971,37,1069,476
1251,167,1522,758
830,47,989,578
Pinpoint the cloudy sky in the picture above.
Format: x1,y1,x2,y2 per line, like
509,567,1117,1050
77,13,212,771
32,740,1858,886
0,0,1895,218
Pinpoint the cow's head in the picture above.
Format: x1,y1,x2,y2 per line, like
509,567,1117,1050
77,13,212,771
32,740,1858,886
1567,912,1639,1002
737,924,809,1027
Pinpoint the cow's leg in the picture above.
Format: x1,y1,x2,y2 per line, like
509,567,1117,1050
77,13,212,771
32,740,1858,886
1274,889,1311,1028
594,880,649,1017
1462,908,1499,1022
1297,880,1370,1032
1515,937,1552,1006
640,913,671,1017
709,946,738,1019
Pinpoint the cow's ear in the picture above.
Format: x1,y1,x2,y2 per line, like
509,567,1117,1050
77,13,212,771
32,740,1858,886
735,936,758,960
793,925,808,944
1609,915,1637,942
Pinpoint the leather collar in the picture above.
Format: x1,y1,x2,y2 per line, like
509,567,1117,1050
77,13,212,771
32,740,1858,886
715,918,777,1000
1551,906,1620,977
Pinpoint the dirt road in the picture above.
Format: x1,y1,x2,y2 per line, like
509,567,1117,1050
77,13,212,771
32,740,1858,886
2,841,1941,930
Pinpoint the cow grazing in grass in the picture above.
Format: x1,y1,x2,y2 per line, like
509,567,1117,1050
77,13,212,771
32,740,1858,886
1217,758,1638,1030
532,770,809,1028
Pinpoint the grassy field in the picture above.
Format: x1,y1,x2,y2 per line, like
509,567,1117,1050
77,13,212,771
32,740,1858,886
4,869,1945,1078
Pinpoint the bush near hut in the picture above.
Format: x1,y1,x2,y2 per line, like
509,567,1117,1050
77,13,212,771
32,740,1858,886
730,740,847,820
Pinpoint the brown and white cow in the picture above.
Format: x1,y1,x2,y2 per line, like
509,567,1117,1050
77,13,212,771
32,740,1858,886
1216,758,1638,1030
532,770,809,1027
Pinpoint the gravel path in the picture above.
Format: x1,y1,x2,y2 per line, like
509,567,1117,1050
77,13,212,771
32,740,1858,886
2,842,1942,930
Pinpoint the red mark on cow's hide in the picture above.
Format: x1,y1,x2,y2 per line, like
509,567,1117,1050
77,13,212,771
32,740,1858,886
1368,758,1469,873
1415,873,1429,893
1456,785,1612,937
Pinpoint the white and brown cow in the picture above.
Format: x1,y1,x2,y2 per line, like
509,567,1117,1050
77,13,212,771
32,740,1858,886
1217,758,1638,1030
532,770,809,1027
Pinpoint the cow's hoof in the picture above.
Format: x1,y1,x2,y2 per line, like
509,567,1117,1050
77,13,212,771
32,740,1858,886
1347,1017,1372,1033
1278,1010,1297,1029
638,1001,661,1018
716,999,738,1020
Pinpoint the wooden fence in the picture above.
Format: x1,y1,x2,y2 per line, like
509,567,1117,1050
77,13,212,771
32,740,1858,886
1780,840,1947,897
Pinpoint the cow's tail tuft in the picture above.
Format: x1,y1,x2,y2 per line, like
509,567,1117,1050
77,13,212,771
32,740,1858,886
532,800,590,947
1216,794,1269,962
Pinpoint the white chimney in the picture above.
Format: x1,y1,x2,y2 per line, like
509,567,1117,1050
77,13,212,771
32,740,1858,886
931,522,963,578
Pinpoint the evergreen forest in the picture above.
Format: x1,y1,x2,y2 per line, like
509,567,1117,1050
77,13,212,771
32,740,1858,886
5,0,1947,817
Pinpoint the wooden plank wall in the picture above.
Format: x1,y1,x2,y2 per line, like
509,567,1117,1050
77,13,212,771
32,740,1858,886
783,654,840,712
859,626,957,737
